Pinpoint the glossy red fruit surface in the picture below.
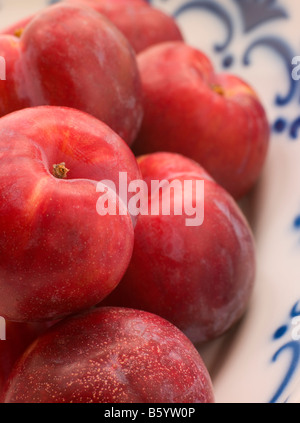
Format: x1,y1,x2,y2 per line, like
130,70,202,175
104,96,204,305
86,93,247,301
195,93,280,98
0,3,143,145
133,41,270,198
0,106,141,322
0,320,53,393
103,152,256,344
1,307,215,403
65,0,184,53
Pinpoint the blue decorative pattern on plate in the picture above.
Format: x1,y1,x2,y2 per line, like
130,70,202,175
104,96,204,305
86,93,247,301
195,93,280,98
270,300,300,403
0,0,299,403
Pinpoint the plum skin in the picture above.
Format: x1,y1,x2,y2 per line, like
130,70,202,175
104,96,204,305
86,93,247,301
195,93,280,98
103,152,256,344
133,41,270,199
1,307,215,403
0,321,54,394
64,0,184,54
0,105,141,323
0,2,143,145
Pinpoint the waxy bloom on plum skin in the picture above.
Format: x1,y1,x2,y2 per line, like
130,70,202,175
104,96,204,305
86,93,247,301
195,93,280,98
133,41,270,199
0,105,141,323
0,320,55,394
102,152,256,344
1,307,215,403
0,2,144,145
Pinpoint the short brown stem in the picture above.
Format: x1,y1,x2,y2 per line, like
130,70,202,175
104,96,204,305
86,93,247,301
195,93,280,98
211,84,225,96
14,28,24,38
52,163,70,179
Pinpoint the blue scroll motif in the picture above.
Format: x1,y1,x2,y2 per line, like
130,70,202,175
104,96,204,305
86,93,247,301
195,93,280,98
173,1,234,53
243,36,296,106
233,0,288,32
270,301,300,403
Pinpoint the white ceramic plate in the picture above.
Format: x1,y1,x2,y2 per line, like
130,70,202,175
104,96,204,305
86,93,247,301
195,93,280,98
1,0,300,404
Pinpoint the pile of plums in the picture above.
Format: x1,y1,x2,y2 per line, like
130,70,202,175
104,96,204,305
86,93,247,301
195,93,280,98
0,0,269,403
